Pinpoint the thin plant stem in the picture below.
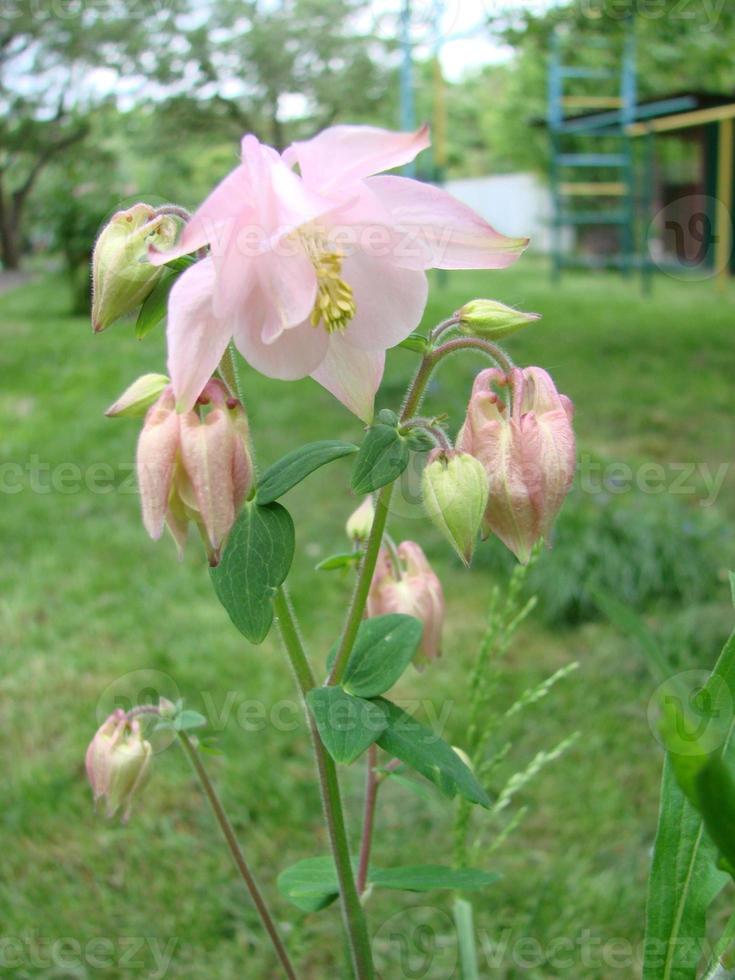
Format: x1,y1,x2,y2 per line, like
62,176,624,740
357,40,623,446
327,337,506,684
177,731,299,980
273,587,375,980
357,745,379,895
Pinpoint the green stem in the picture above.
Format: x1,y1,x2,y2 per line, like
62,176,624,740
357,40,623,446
177,731,299,980
273,588,375,980
327,482,394,686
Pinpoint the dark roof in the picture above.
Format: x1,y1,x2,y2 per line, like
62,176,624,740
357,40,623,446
539,91,735,131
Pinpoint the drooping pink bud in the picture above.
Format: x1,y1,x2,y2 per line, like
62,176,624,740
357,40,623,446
457,366,575,563
85,710,153,822
367,541,444,667
136,378,253,562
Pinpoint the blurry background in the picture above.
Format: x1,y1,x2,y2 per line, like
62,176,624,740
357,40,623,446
2,1,735,977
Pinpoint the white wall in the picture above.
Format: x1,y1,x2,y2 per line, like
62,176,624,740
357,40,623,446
444,172,563,255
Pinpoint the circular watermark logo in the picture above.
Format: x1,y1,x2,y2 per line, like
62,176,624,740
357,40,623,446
647,669,733,756
373,905,458,979
647,194,732,281
95,669,181,753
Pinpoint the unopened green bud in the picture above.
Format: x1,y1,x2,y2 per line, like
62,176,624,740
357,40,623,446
92,204,179,333
105,373,170,418
421,450,489,565
346,497,375,542
457,299,540,340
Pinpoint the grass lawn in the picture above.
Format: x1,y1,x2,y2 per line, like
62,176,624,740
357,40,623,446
1,259,734,978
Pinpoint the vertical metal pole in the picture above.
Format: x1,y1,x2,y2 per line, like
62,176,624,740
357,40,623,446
716,117,733,291
621,19,637,277
641,129,655,296
548,30,563,282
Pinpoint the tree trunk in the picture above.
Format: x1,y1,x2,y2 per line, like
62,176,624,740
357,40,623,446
0,178,21,271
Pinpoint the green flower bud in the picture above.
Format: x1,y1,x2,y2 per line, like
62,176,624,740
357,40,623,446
92,203,179,333
346,497,375,542
457,299,540,340
105,373,170,418
421,450,489,565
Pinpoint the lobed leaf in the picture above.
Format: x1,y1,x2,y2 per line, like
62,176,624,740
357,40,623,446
210,501,294,644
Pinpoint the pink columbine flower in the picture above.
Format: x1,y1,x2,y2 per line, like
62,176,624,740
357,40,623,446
367,541,444,666
135,378,252,562
85,710,153,822
457,366,575,564
150,125,528,421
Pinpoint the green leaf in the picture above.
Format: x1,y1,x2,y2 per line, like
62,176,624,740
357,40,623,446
375,699,490,807
370,866,500,892
643,760,727,980
174,709,207,732
341,614,423,698
696,755,735,874
277,856,340,913
135,267,178,339
315,551,363,572
643,627,735,980
306,687,388,765
257,440,358,505
277,856,497,914
133,255,196,339
351,423,410,495
210,501,294,644
382,771,437,803
397,332,430,354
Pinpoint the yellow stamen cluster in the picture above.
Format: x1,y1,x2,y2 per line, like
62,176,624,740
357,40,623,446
307,248,356,334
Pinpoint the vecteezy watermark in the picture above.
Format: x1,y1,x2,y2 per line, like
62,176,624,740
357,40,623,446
577,454,731,508
373,906,458,979
576,0,727,30
372,910,724,976
648,669,733,756
3,453,731,509
0,936,178,976
0,457,136,495
95,672,456,748
648,195,733,280
481,0,728,31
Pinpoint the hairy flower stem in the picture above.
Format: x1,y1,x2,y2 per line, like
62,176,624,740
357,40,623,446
273,588,375,980
177,731,299,980
328,329,501,687
356,745,379,895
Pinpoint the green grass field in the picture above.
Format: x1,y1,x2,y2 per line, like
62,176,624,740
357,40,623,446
2,260,734,978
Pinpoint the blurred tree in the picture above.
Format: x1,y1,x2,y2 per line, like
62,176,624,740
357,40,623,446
0,0,185,269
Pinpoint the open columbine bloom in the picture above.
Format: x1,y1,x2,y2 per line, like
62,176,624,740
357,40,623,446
150,125,528,420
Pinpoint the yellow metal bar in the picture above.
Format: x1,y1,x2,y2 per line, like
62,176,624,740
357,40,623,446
628,102,735,136
716,117,733,289
562,96,623,109
558,182,628,196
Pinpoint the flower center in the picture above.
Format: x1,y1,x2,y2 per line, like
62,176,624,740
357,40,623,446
301,232,356,334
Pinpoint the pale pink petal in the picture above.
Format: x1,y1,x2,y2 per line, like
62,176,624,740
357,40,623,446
254,248,317,343
339,250,428,352
242,134,334,236
283,124,430,192
136,391,180,540
233,304,328,380
179,409,237,550
149,165,252,266
166,259,234,413
310,338,384,422
367,175,529,270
